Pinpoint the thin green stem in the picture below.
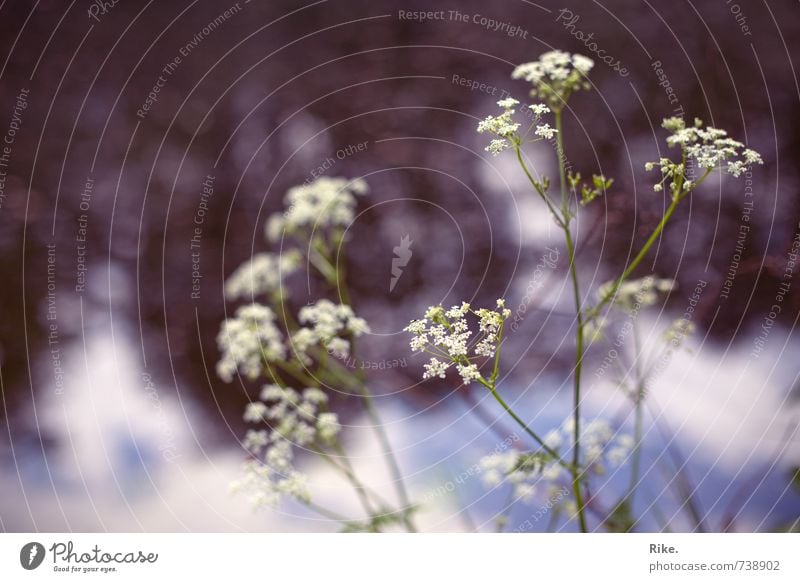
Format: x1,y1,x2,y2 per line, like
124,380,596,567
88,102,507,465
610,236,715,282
354,383,418,532
588,167,713,321
563,226,589,533
626,321,645,511
481,380,570,470
554,110,569,216
311,443,377,519
514,145,566,228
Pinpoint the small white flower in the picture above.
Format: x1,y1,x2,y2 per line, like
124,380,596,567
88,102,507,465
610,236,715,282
571,54,594,73
216,304,286,382
456,363,482,384
224,251,301,300
534,124,557,139
514,483,537,501
543,429,563,449
244,401,268,422
512,51,594,108
423,357,450,379
486,138,510,155
316,412,341,442
497,97,520,109
529,103,550,115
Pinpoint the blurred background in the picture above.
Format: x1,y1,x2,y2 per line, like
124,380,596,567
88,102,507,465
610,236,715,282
0,0,799,532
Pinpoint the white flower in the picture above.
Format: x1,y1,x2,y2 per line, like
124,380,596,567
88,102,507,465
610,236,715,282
244,402,268,422
423,357,450,379
292,299,370,362
534,123,557,139
406,299,510,384
529,103,550,115
648,117,763,190
543,429,563,449
497,97,520,109
230,382,346,509
596,276,675,312
663,318,696,345
326,337,350,359
317,412,341,442
477,111,520,138
231,452,309,509
514,483,537,501
243,429,269,453
456,363,482,384
571,54,594,73
302,387,328,405
486,138,510,156
224,251,301,300
267,177,368,241
512,51,593,108
216,304,286,382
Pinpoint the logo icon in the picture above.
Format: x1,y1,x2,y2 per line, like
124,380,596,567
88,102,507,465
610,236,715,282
20,542,45,570
389,234,413,292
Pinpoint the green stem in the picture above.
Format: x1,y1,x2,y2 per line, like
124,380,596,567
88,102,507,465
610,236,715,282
322,239,417,532
588,167,712,321
482,381,571,470
590,196,681,319
553,108,589,533
355,383,418,532
563,226,589,533
514,145,565,228
554,110,569,216
312,443,378,520
626,321,645,510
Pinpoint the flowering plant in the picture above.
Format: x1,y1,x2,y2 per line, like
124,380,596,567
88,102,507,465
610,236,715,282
219,49,762,532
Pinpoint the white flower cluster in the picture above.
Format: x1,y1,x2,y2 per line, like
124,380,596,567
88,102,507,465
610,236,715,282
479,418,633,503
662,317,696,346
477,98,555,155
552,417,634,469
647,117,763,192
266,176,369,241
512,50,594,108
245,385,341,446
404,300,511,385
217,304,286,382
597,276,675,312
477,98,522,155
291,299,370,363
479,450,564,503
224,251,302,300
231,386,341,509
231,454,309,509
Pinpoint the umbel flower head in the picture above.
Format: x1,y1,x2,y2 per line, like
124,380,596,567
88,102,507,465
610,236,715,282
290,299,370,363
231,385,342,509
597,276,675,313
404,299,511,385
216,303,286,382
512,50,594,110
646,117,763,195
224,250,302,301
266,176,368,242
479,418,633,503
477,98,556,155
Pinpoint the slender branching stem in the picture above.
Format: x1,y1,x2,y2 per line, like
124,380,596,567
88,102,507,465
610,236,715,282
553,108,589,533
